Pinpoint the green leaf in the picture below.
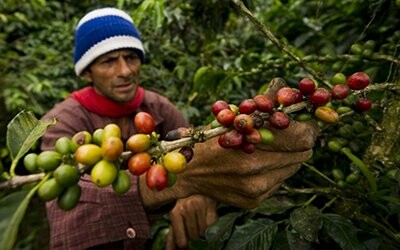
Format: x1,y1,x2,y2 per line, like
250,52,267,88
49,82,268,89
289,205,322,243
192,66,226,93
153,0,165,29
224,218,277,250
322,213,366,250
0,187,37,250
251,196,296,216
206,212,242,249
6,110,57,176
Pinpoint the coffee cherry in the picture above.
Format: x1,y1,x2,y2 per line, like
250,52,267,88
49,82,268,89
346,172,360,184
229,104,239,114
332,168,345,180
102,136,124,161
127,152,152,176
165,127,191,141
163,151,187,173
251,114,265,128
336,106,353,115
167,171,177,187
134,112,156,134
112,170,132,195
55,136,73,155
24,153,39,173
355,97,372,112
238,99,257,114
211,100,230,116
102,124,121,141
216,108,236,127
331,84,350,100
364,40,376,50
347,72,370,90
253,95,274,113
241,141,256,154
309,88,331,107
57,184,81,211
244,128,262,144
218,129,244,148
258,128,274,144
92,128,104,146
71,131,92,152
275,87,299,106
350,44,363,55
36,151,62,171
233,114,254,133
37,178,64,201
315,106,339,124
298,78,316,95
179,146,194,163
53,164,80,187
126,133,151,153
91,160,118,188
331,73,347,85
293,88,303,103
268,111,290,129
146,164,168,191
75,144,102,166
210,119,222,129
327,140,343,152
295,113,313,122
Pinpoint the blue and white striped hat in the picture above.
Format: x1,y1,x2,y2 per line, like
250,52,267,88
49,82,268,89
73,7,145,76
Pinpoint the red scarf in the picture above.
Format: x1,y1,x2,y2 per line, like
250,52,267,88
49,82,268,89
70,86,145,117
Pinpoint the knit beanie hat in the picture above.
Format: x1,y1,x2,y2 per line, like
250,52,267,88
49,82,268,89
73,7,145,76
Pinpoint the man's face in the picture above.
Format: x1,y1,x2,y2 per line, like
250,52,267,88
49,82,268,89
82,49,142,103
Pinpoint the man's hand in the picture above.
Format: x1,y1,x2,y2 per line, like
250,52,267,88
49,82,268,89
140,118,319,210
166,195,218,250
170,120,319,208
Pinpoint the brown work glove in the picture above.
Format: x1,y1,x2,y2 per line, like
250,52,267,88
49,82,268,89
169,119,318,209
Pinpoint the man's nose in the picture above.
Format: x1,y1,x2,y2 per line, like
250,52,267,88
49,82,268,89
116,58,132,77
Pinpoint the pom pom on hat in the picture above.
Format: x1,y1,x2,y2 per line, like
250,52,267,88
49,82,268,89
73,7,145,76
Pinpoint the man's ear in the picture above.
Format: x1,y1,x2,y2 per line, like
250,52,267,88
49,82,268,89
81,70,92,82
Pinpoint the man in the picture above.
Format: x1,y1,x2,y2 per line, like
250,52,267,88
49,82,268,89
40,7,318,249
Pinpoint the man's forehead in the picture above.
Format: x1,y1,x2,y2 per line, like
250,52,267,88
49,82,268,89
97,49,139,60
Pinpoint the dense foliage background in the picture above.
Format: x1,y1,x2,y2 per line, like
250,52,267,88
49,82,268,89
0,0,399,249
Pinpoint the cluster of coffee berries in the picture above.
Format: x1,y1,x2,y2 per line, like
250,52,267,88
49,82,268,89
23,122,131,210
211,95,275,154
22,112,193,210
126,112,192,191
297,71,372,123
211,72,372,153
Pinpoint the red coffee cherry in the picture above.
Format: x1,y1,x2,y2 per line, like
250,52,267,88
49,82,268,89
216,109,236,127
268,111,290,129
331,84,350,100
253,95,274,113
211,100,230,116
276,87,299,107
239,99,257,114
298,78,316,95
355,97,372,112
309,88,331,107
233,114,254,133
347,72,370,90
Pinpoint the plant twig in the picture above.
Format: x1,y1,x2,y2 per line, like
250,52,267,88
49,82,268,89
303,162,336,185
0,173,45,189
231,0,332,88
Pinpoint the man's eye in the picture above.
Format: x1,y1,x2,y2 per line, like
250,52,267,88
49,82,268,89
102,58,115,64
127,55,139,60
